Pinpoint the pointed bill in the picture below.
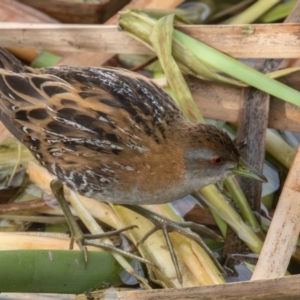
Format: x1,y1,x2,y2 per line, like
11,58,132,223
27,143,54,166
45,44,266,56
232,157,268,183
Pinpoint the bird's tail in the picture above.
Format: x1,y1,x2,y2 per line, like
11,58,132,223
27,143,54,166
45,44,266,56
0,47,36,140
0,47,27,73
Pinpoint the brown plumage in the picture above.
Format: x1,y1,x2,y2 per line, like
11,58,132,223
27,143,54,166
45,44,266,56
0,48,265,205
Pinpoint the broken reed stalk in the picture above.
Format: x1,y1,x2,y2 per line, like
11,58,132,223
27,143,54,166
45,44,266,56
252,145,300,280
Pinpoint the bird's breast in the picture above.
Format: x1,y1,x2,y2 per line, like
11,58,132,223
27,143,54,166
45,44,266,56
54,142,188,205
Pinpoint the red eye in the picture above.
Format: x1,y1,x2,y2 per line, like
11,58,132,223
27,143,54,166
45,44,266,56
211,156,225,165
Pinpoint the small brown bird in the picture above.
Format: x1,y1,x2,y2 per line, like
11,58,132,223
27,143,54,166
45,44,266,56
0,48,266,205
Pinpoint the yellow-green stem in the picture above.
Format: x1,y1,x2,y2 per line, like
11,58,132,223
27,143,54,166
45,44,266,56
266,129,296,169
230,0,281,24
201,185,263,254
173,29,300,107
224,177,262,235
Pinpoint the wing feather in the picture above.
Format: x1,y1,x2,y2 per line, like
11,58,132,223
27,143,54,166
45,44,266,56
0,49,185,199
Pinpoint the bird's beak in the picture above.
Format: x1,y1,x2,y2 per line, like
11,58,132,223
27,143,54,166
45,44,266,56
232,157,268,183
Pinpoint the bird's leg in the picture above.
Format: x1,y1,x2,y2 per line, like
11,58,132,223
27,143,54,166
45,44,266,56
50,180,87,260
122,204,225,280
50,180,155,267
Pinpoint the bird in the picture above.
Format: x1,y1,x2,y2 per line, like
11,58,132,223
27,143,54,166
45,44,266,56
0,47,268,284
0,47,266,206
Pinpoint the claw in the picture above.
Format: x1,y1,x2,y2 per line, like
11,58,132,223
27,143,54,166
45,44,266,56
123,204,226,284
50,180,155,269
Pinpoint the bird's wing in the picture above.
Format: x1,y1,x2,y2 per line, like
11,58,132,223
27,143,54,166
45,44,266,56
0,66,182,166
43,66,182,147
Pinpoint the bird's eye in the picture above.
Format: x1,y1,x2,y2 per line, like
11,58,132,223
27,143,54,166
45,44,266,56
211,156,225,165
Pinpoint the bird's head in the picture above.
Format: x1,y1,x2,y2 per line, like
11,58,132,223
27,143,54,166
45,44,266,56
183,123,267,187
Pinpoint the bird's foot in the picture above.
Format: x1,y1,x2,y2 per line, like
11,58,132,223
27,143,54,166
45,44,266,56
50,180,156,268
122,204,225,285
